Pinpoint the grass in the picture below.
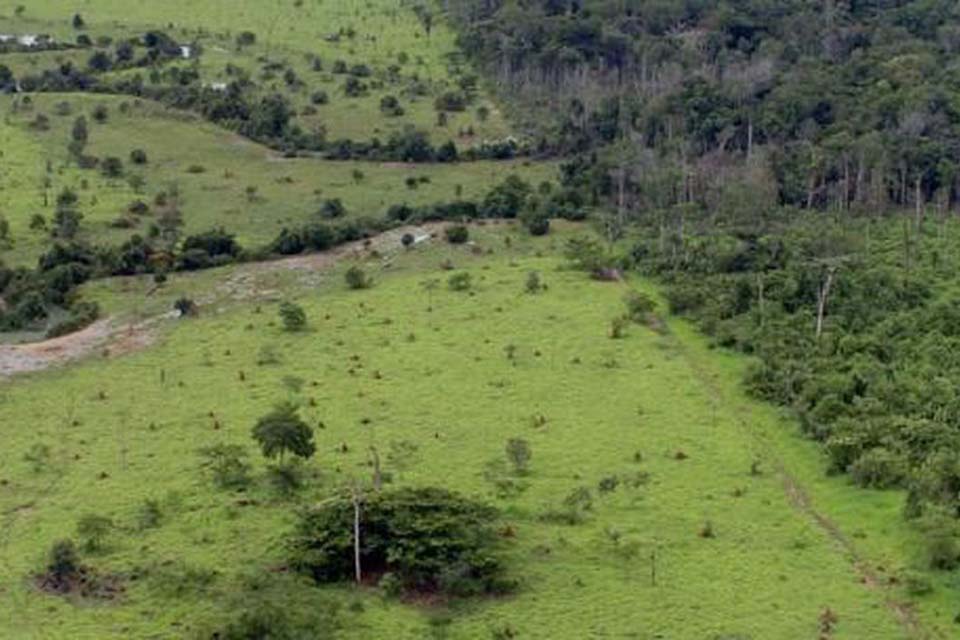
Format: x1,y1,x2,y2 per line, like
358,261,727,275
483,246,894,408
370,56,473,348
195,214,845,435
0,92,555,267
0,223,946,638
0,0,514,143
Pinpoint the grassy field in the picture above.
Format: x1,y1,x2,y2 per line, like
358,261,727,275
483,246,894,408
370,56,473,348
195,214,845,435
0,92,555,267
0,0,513,143
0,222,950,639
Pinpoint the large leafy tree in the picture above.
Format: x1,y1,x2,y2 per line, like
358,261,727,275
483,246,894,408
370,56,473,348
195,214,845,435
252,402,315,463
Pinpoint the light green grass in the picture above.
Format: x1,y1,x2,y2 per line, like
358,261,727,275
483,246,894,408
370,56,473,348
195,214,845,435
0,224,941,639
0,0,514,143
0,93,555,267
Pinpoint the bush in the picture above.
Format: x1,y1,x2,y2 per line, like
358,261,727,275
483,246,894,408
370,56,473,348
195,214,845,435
445,225,469,244
174,297,197,317
46,301,99,338
849,448,906,489
345,266,371,290
525,271,543,294
522,210,550,236
101,156,124,178
129,148,148,164
505,438,531,474
435,91,467,112
448,272,472,292
319,198,346,219
76,514,113,552
290,487,512,597
279,301,307,332
624,290,656,321
198,444,252,490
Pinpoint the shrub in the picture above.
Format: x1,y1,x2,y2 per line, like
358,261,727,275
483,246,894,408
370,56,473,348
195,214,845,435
920,512,960,570
101,156,124,178
198,444,252,490
609,317,627,339
319,198,346,219
849,448,906,489
174,297,197,317
76,514,113,552
379,95,404,117
521,210,550,236
310,90,329,105
92,104,109,123
290,487,512,597
279,301,307,332
445,225,469,244
435,91,467,112
525,271,543,294
624,291,656,321
345,266,372,290
130,148,147,164
505,438,531,475
40,539,82,593
448,272,472,292
236,31,257,47
401,233,415,248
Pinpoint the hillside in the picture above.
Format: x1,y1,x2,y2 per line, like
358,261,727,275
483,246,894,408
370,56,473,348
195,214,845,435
1,2,960,639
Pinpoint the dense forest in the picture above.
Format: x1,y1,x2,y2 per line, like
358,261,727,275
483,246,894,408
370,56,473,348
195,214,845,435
448,0,960,217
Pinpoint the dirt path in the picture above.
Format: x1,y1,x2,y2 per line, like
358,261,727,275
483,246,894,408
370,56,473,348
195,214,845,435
0,223,447,380
669,325,939,639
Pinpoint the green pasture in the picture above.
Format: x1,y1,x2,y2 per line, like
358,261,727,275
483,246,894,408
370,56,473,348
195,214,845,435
0,224,945,639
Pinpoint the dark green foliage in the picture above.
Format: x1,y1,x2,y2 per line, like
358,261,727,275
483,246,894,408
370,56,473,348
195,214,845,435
101,156,124,178
319,199,346,219
41,539,82,592
279,301,307,331
447,272,472,292
521,209,550,236
379,95,404,117
445,225,469,244
481,176,531,219
624,291,656,322
449,0,960,213
181,227,241,263
290,487,513,597
345,266,372,290
252,403,315,462
174,297,197,317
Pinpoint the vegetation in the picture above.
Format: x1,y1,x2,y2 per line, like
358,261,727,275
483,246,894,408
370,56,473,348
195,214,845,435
291,487,512,597
2,1,960,638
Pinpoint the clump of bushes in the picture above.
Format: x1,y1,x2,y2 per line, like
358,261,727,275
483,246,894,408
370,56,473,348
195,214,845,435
345,266,372,290
445,225,469,244
290,487,514,598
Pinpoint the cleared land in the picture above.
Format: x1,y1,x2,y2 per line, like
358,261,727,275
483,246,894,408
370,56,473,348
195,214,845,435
1,0,512,143
0,223,949,639
0,93,553,267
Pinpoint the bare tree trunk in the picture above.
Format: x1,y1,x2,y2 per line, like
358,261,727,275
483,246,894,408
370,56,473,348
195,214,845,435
746,114,753,160
352,487,362,584
816,268,836,341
